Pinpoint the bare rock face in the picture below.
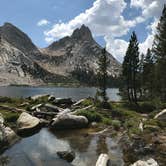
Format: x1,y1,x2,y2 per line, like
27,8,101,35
0,23,121,86
41,25,121,77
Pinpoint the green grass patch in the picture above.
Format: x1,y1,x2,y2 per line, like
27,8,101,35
80,98,94,107
0,110,20,124
76,109,102,122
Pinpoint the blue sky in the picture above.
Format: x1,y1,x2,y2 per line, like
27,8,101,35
0,0,165,62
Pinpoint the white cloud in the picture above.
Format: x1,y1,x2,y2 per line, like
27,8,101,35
105,36,128,62
43,0,164,62
140,18,158,54
37,19,50,26
45,37,54,43
131,0,166,19
44,0,137,62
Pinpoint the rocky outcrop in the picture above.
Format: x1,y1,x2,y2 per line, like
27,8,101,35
0,23,121,86
50,114,88,130
130,158,159,166
17,112,40,133
0,113,18,151
41,25,121,78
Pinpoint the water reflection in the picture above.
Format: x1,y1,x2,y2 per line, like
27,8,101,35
2,128,124,166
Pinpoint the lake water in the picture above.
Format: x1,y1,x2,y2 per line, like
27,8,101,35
0,86,121,101
2,128,124,166
0,87,123,165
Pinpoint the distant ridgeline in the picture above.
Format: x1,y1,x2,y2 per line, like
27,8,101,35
0,23,121,87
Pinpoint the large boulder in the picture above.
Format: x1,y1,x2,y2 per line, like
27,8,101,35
50,114,88,130
0,113,4,124
4,127,18,144
154,109,166,121
17,112,40,133
130,158,159,166
0,114,18,151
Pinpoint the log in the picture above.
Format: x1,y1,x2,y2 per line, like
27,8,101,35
96,154,110,166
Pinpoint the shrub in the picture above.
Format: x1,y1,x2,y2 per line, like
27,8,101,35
81,98,94,107
111,120,121,130
102,117,112,125
139,102,156,113
76,109,102,122
0,110,19,123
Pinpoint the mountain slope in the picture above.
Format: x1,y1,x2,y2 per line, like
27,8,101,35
40,25,121,77
0,23,121,86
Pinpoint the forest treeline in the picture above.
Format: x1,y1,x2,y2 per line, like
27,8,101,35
122,5,166,105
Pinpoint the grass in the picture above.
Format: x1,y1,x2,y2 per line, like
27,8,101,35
76,109,102,122
0,110,20,127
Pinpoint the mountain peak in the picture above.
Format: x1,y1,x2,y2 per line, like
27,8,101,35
71,24,93,41
0,22,38,54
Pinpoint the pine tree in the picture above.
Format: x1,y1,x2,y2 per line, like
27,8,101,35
96,48,110,108
153,5,166,101
142,49,155,98
122,32,140,104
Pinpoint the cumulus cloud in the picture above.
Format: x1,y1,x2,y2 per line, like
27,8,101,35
43,0,164,62
140,18,158,54
37,19,50,26
105,36,128,62
44,0,132,39
130,0,166,19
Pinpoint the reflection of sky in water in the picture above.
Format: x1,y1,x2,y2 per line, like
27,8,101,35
0,86,121,101
3,128,124,166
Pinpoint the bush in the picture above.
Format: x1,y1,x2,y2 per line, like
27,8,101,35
0,110,19,123
111,120,121,130
139,102,156,113
76,109,102,122
102,117,112,125
81,98,94,107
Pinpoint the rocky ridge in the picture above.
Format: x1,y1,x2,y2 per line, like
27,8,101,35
0,23,121,86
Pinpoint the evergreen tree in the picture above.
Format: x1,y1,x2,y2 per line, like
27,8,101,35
96,48,110,108
122,32,140,104
153,4,166,101
142,49,155,98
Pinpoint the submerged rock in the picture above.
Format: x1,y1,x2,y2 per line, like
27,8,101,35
50,114,88,129
57,151,75,162
130,158,159,166
17,112,40,133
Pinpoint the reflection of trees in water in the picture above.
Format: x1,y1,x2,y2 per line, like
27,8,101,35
52,130,93,153
0,155,10,166
67,135,92,153
96,135,108,155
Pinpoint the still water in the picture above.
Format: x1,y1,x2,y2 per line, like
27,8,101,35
0,86,121,101
2,128,124,166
